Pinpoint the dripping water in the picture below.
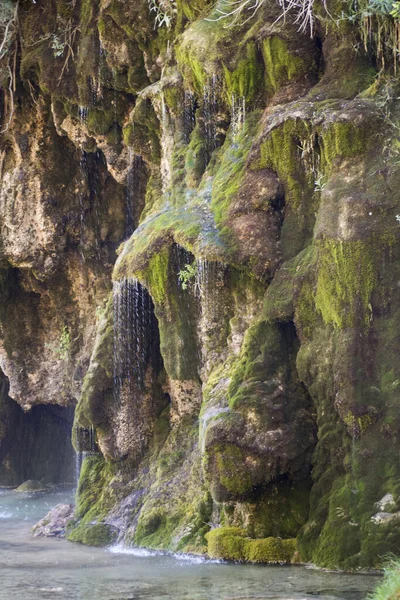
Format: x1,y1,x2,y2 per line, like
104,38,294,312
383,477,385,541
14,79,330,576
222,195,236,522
231,94,246,140
113,278,152,403
77,107,89,256
160,91,172,192
184,90,196,144
125,150,143,239
199,406,230,454
196,258,226,317
74,425,96,489
203,74,218,160
78,105,88,126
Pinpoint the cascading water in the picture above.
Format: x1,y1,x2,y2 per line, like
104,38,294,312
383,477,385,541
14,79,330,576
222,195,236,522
231,94,246,140
184,90,196,144
199,406,230,454
74,425,96,489
195,259,229,453
159,91,173,192
113,278,153,402
203,75,219,160
196,258,226,315
125,150,143,239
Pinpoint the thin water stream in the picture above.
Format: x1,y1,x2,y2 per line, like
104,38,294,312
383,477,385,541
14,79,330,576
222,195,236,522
0,488,379,600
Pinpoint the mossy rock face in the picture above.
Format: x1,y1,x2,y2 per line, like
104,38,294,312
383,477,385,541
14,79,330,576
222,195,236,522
67,522,118,547
5,0,400,573
206,527,298,563
15,480,48,493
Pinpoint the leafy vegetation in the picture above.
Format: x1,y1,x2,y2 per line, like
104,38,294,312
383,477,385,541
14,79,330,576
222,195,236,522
178,262,198,291
369,558,400,600
148,0,177,29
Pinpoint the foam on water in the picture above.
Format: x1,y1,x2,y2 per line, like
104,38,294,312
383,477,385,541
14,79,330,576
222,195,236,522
109,543,223,565
108,543,163,558
0,511,13,519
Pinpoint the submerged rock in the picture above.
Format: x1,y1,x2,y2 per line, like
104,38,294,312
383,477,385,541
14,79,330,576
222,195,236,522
32,504,75,538
15,480,49,493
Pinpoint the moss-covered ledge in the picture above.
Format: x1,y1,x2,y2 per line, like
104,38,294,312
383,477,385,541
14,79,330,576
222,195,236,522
206,527,299,563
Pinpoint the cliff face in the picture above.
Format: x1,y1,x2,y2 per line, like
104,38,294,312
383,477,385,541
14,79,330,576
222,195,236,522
1,0,400,569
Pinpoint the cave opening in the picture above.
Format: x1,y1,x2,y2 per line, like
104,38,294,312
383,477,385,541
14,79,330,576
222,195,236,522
0,377,76,488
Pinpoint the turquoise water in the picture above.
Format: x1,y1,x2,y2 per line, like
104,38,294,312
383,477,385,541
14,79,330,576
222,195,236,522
0,488,379,600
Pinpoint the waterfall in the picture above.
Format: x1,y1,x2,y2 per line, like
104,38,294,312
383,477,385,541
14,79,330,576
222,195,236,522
75,450,82,489
113,278,152,401
231,94,246,140
74,425,96,489
184,90,196,144
125,150,143,239
196,258,227,318
203,75,218,159
199,406,230,454
159,91,173,192
78,105,88,125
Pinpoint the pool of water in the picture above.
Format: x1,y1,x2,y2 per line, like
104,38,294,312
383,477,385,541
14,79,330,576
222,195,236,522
0,488,379,600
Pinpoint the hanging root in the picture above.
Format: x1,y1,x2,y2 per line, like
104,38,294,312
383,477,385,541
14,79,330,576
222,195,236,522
205,0,328,35
275,0,328,37
0,2,19,134
205,0,266,27
1,65,15,133
0,0,18,60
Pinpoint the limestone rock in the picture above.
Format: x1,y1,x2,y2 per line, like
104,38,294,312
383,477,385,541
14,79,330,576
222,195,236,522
32,504,75,538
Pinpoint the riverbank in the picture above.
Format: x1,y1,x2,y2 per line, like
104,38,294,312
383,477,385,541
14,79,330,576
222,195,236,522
0,488,380,600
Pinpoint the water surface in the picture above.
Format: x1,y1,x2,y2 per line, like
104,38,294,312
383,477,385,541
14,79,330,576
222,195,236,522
0,489,379,600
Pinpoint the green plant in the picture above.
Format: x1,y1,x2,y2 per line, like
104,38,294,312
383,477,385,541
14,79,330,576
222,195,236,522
50,34,66,58
178,262,198,291
314,173,326,192
365,0,394,15
368,557,400,600
55,326,71,361
148,0,177,29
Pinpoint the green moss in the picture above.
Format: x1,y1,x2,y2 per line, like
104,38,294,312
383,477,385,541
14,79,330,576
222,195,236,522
227,320,282,409
213,443,253,496
228,480,312,540
142,250,170,304
261,37,309,94
206,527,297,563
136,507,166,540
246,537,297,563
206,527,248,561
295,281,318,340
315,238,378,328
342,412,375,436
67,522,117,547
67,455,117,547
254,119,313,209
264,245,317,325
74,455,116,520
322,121,369,173
80,0,95,34
87,108,115,136
176,44,208,94
185,124,208,188
223,42,264,105
211,111,261,233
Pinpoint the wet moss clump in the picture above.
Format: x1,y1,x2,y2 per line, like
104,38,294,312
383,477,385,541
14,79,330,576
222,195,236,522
206,527,298,563
66,455,117,546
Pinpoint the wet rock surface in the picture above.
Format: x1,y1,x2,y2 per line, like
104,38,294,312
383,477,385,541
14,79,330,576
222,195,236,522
0,0,400,570
32,504,75,538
